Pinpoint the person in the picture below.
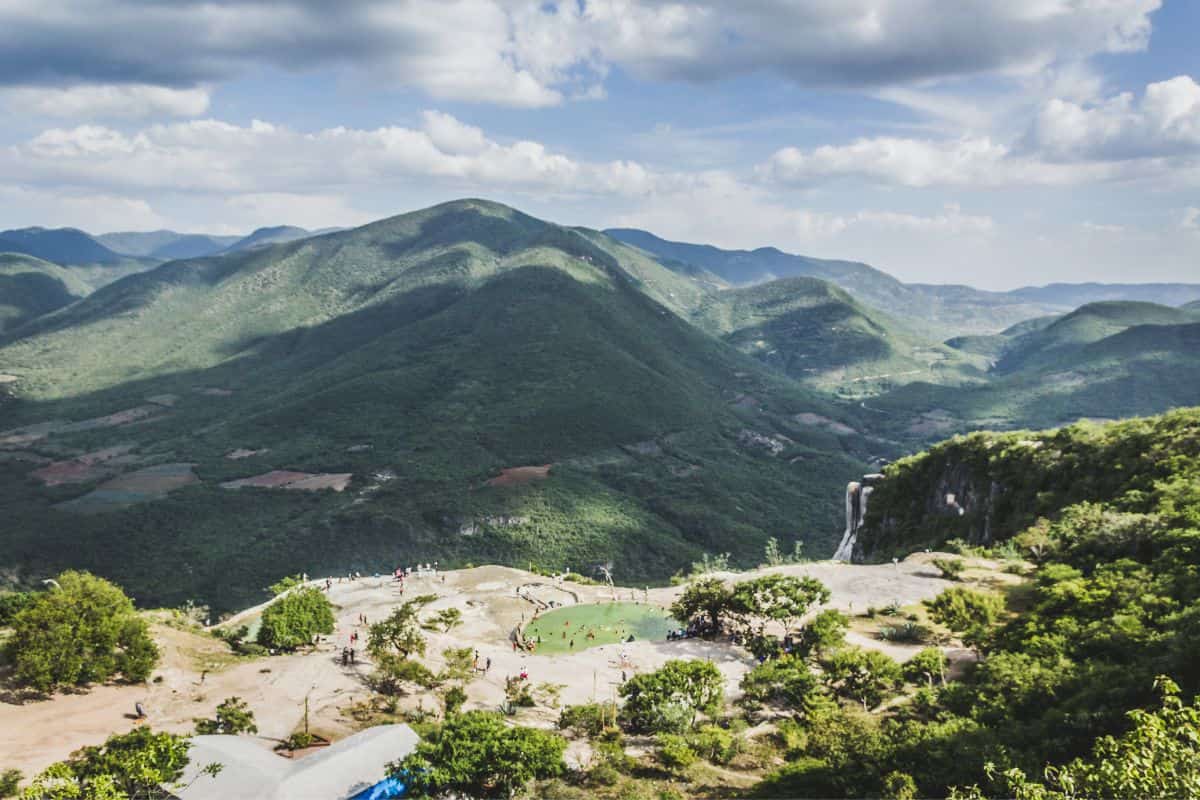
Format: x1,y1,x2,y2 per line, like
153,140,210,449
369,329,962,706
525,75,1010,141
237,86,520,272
485,656,492,672
569,639,574,649
341,647,349,666
135,701,146,719
350,648,356,665
200,669,208,684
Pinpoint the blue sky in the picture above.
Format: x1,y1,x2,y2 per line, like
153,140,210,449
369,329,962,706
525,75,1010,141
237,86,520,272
0,0,1197,289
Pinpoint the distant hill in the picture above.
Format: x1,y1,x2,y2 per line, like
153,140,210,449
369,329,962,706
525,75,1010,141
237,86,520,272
1009,282,1200,310
993,301,1200,375
0,199,867,612
221,225,312,253
606,228,1052,338
0,226,124,265
691,277,981,394
873,301,1200,436
98,230,240,260
0,254,89,333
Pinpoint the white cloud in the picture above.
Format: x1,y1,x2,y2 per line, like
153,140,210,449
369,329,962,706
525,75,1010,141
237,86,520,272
1182,207,1200,232
0,185,169,231
1026,75,1200,161
761,137,1011,187
1,84,210,118
0,0,1162,110
1,112,662,198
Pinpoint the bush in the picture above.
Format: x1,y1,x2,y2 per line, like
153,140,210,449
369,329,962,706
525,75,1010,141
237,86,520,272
619,660,723,734
0,769,21,799
559,702,617,738
655,734,697,772
876,622,930,644
688,724,738,764
4,571,158,692
256,587,334,651
194,696,258,735
442,685,467,716
392,711,566,798
932,558,966,581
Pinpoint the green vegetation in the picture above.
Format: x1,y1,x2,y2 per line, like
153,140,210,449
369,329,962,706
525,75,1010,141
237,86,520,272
0,254,89,332
0,770,20,799
0,199,864,613
392,710,566,798
18,727,207,800
4,571,157,693
619,659,724,733
194,696,258,735
255,586,334,651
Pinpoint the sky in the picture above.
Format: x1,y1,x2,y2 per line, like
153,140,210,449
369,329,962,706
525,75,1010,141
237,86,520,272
1,0,1198,289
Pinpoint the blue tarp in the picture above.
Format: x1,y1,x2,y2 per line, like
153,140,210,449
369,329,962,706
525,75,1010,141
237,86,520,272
350,776,406,800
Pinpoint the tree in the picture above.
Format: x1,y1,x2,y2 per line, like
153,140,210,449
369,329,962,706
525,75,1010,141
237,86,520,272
903,648,948,689
925,587,1003,653
5,571,158,692
619,659,724,733
256,586,334,651
194,696,258,735
731,574,831,637
426,608,463,633
975,677,1200,800
882,770,919,800
392,710,565,798
368,599,429,661
268,574,304,596
763,537,783,567
796,609,849,658
19,727,214,800
669,577,733,632
822,647,904,710
740,655,821,710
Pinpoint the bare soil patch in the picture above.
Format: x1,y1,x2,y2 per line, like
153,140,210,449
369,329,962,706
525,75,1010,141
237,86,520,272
221,470,352,491
486,465,552,487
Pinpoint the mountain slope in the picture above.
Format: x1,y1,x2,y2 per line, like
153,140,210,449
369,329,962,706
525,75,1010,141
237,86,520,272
870,303,1200,438
0,254,90,333
98,230,241,260
0,226,124,264
0,199,868,612
1009,282,1200,310
691,277,982,395
222,225,312,253
993,301,1200,374
606,228,1052,337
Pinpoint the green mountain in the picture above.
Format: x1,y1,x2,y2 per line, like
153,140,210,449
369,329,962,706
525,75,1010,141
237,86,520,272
605,228,1055,338
690,277,982,395
0,254,90,333
1008,281,1200,310
0,199,868,612
222,225,313,253
871,301,1200,438
0,226,124,264
993,301,1200,374
97,230,241,260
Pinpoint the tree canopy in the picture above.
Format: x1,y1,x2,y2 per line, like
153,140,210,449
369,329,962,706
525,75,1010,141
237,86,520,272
4,571,158,692
620,658,724,733
255,586,334,651
392,710,565,798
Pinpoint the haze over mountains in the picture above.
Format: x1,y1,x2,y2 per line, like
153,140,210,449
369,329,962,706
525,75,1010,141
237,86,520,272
2,198,1198,611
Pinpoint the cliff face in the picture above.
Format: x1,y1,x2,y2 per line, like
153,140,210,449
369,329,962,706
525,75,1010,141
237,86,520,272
845,410,1200,562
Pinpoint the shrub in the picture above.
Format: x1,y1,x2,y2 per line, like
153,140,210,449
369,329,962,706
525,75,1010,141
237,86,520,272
619,660,723,734
876,622,930,644
559,702,617,738
932,558,966,581
194,696,258,735
442,685,467,716
688,724,738,764
0,769,21,799
256,587,334,651
655,734,697,772
5,571,158,692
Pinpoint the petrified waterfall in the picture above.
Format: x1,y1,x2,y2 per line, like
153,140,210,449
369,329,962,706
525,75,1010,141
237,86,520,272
832,474,883,561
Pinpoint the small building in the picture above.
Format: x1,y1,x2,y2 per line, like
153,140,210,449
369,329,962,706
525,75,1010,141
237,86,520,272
170,724,419,800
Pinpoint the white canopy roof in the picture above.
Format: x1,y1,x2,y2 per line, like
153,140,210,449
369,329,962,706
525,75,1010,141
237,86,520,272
172,724,419,800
